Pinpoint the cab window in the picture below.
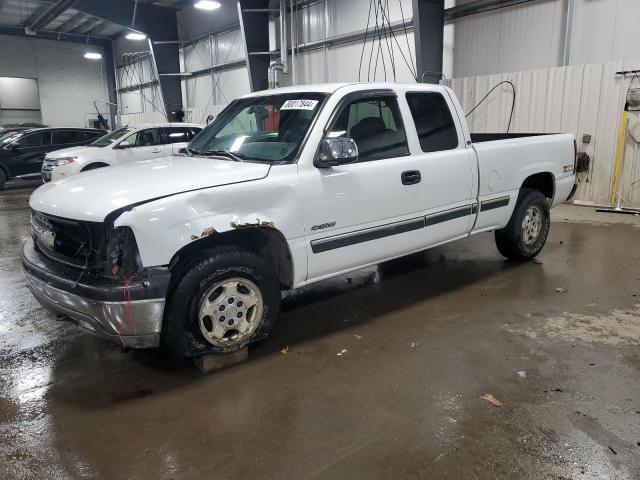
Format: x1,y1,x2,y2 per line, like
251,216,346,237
328,95,409,162
164,127,197,144
55,130,85,145
17,131,52,148
405,92,459,152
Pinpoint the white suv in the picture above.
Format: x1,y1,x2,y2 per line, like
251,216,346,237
41,123,203,182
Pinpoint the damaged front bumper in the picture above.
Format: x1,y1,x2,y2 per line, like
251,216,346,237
21,239,170,348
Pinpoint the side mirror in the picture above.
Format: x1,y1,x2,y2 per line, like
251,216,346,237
178,147,188,154
116,140,132,149
314,137,359,169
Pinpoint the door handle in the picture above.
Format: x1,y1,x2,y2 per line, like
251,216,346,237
401,170,421,185
151,148,162,153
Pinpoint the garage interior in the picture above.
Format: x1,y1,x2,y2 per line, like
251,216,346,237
1,0,640,478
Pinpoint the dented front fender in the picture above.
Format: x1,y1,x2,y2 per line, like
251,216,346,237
112,164,309,285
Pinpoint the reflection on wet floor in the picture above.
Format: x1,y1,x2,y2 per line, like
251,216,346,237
1,184,639,479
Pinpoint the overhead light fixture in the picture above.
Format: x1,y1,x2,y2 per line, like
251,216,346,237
125,32,147,41
194,1,221,11
84,52,102,60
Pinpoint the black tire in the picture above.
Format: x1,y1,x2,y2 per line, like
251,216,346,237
495,188,550,261
162,246,280,357
0,169,6,190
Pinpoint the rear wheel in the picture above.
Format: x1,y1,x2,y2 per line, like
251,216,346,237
495,188,550,261
0,169,6,190
162,246,280,357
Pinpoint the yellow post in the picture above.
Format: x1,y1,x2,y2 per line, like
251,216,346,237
610,109,629,205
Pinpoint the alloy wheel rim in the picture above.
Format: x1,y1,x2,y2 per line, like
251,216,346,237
197,277,263,348
522,205,543,246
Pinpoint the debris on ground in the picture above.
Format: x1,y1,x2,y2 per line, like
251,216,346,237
280,346,289,355
337,349,347,357
555,287,568,293
608,446,617,455
480,393,503,407
533,259,543,265
517,370,526,378
410,342,417,348
354,334,363,340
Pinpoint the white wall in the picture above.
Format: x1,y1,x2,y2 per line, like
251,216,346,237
451,0,640,78
0,34,109,128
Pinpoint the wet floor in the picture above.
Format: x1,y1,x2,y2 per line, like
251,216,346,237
1,180,639,479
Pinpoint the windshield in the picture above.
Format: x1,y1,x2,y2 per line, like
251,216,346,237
89,127,133,147
188,93,327,163
0,131,22,145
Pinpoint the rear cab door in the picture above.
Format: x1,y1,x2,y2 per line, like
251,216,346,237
162,126,202,155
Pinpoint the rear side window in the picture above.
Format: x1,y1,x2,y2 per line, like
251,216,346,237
164,127,195,144
56,130,85,145
329,96,409,162
17,131,52,147
84,131,104,141
405,92,458,152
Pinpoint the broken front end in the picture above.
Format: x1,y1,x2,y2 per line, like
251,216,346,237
22,210,170,348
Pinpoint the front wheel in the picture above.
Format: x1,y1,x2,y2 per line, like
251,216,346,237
162,246,280,357
495,188,550,261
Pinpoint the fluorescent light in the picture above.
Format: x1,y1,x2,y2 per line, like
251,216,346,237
194,1,221,10
84,52,102,60
125,32,147,41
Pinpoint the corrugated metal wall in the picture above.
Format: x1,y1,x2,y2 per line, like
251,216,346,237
448,60,640,206
452,0,640,79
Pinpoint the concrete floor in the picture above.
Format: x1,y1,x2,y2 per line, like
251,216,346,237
1,179,639,480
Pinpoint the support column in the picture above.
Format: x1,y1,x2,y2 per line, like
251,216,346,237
237,0,271,92
412,0,445,83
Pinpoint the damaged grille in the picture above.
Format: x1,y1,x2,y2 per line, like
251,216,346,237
31,210,108,270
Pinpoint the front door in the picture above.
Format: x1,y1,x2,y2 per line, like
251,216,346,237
116,127,164,163
11,130,52,176
299,89,475,282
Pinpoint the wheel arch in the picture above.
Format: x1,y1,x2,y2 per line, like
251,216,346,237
168,226,294,290
81,162,110,172
521,172,555,202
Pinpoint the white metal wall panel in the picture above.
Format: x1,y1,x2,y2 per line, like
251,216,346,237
183,39,212,72
453,0,565,78
448,59,640,205
570,0,640,65
216,67,251,105
216,29,244,64
120,90,143,114
326,0,413,37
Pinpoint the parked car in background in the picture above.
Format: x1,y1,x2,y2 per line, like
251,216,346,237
41,123,203,182
23,83,577,356
0,127,104,190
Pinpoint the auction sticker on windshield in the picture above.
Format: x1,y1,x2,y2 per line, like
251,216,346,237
280,99,319,110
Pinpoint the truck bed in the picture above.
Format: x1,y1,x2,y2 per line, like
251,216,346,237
470,133,554,143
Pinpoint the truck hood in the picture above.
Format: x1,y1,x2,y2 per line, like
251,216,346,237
30,156,271,222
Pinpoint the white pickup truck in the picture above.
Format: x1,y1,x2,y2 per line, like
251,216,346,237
23,83,577,356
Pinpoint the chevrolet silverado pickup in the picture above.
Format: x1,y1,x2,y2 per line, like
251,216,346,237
22,83,577,356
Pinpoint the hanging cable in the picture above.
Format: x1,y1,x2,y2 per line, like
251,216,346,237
375,1,416,80
358,0,374,82
397,0,416,77
464,80,516,133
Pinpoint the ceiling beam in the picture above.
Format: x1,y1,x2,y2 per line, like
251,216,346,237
57,11,89,33
25,0,79,31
